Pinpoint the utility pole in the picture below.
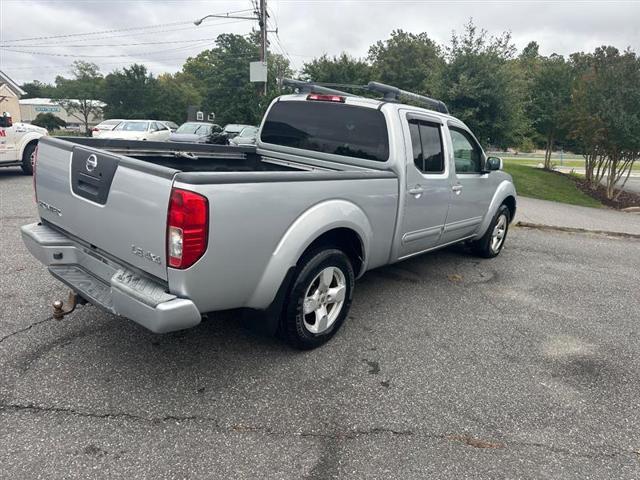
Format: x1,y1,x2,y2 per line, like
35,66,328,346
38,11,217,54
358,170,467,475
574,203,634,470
259,0,268,95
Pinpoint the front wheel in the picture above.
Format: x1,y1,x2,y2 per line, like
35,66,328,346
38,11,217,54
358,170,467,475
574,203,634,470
282,249,354,350
471,205,510,258
21,143,37,175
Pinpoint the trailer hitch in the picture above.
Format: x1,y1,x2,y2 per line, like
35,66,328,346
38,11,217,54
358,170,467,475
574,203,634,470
52,291,82,320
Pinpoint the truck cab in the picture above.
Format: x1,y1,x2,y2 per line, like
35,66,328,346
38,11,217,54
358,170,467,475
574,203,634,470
0,113,47,174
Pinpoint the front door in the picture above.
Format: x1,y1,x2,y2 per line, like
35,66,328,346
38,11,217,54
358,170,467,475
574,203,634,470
441,124,493,243
398,114,451,259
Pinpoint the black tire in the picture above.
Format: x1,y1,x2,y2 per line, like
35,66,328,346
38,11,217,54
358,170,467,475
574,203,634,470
21,143,36,175
471,204,511,258
282,248,354,350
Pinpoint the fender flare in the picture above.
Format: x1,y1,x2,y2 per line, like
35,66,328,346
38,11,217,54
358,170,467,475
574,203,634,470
476,180,517,237
246,199,373,309
18,133,43,160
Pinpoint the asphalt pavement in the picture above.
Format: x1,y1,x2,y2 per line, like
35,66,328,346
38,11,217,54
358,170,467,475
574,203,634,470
1,168,639,479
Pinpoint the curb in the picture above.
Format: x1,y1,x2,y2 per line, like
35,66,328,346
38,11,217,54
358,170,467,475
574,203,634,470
515,221,640,240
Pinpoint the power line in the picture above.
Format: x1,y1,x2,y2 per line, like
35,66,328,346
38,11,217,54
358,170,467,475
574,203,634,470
0,18,250,47
1,41,213,59
1,9,255,44
2,37,225,49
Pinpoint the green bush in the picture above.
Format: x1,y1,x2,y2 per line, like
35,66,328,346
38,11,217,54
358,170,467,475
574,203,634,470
517,138,536,153
32,113,67,131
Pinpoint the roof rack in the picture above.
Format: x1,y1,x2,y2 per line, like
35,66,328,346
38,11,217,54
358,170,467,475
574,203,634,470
281,78,449,115
281,78,356,97
366,81,449,114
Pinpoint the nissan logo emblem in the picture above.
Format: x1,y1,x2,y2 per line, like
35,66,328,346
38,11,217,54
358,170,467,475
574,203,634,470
86,154,98,173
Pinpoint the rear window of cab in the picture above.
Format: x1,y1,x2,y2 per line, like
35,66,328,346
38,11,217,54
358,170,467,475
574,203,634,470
261,100,390,162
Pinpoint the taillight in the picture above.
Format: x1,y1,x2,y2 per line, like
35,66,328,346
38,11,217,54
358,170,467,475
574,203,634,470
92,127,99,132
307,93,346,103
167,188,209,269
33,145,38,203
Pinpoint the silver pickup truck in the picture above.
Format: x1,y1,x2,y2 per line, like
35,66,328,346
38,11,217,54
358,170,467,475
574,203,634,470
21,82,516,349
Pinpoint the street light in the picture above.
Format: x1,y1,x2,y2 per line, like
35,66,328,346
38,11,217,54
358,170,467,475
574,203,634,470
194,13,258,26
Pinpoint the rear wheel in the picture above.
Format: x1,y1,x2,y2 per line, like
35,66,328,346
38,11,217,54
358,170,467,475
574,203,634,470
471,205,510,258
21,143,37,175
282,249,354,350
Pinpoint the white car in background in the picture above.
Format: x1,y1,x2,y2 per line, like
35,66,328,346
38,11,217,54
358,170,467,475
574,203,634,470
91,119,124,137
161,121,179,132
99,120,172,141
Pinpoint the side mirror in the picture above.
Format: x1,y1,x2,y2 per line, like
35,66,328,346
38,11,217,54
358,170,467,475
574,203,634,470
486,156,503,171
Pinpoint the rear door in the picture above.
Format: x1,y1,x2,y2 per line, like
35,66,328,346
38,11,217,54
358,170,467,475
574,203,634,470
440,124,493,243
397,112,450,258
35,138,177,280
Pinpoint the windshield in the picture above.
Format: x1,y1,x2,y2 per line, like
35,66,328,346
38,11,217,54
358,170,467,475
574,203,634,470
176,123,211,135
115,121,149,132
223,124,246,134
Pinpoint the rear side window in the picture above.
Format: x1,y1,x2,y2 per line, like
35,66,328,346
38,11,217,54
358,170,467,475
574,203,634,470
408,120,444,173
261,101,389,162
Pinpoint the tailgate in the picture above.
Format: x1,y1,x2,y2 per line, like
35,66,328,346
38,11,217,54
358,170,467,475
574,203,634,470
35,137,177,281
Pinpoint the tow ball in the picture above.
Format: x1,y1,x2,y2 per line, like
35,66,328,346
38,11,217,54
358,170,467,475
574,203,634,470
52,292,83,320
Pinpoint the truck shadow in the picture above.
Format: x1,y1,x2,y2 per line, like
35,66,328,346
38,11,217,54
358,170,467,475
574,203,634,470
0,168,26,178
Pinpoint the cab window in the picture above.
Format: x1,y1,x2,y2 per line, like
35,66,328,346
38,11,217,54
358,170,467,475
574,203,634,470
450,127,483,173
408,120,444,174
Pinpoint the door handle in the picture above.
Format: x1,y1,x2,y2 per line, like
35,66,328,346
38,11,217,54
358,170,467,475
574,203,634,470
409,186,425,196
452,184,463,195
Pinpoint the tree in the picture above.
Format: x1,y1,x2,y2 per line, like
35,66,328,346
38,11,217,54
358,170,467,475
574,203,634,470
31,112,67,131
301,53,371,85
20,80,57,99
441,21,526,148
182,33,291,126
54,61,104,134
147,73,201,123
102,64,158,119
528,54,574,169
368,30,444,96
570,46,640,199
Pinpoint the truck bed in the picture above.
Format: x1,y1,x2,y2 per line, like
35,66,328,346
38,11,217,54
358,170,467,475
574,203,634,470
60,137,309,173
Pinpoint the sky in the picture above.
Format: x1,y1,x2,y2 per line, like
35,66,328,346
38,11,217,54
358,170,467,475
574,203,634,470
1,0,639,85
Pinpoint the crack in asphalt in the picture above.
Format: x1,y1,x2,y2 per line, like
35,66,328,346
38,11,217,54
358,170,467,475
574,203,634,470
0,316,53,345
1,402,636,461
0,402,215,424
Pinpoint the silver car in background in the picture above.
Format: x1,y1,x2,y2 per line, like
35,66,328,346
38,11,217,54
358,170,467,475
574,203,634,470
222,123,253,138
229,126,259,146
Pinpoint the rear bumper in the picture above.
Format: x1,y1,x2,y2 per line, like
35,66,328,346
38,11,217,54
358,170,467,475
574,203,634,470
21,223,201,333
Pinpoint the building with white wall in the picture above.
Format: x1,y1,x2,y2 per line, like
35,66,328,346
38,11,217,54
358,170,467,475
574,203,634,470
19,98,105,131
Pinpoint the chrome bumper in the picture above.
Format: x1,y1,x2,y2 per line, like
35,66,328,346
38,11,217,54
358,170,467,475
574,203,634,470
21,222,201,333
